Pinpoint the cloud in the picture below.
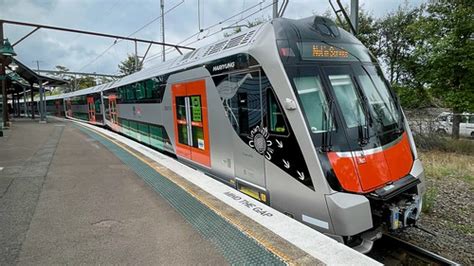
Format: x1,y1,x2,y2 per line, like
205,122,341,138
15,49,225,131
0,0,425,74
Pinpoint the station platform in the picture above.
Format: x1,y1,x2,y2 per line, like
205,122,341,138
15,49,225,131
0,118,379,265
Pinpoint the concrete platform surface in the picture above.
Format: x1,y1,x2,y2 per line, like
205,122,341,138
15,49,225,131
0,119,226,265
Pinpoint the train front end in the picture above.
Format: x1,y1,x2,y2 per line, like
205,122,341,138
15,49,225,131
272,16,425,252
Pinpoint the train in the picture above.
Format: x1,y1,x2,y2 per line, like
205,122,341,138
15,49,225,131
31,16,426,253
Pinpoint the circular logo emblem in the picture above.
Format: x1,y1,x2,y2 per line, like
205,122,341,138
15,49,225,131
253,133,267,154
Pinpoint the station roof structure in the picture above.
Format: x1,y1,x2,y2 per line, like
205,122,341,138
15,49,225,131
5,58,68,97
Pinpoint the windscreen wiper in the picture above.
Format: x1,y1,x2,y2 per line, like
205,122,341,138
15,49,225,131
321,40,374,146
320,100,334,152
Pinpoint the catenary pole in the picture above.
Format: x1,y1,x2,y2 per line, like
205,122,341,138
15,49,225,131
0,22,8,127
161,0,165,62
350,0,359,34
273,0,278,18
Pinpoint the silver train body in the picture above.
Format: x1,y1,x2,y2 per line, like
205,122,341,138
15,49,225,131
40,16,425,253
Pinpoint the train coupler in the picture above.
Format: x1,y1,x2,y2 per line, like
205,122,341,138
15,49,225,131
388,195,422,231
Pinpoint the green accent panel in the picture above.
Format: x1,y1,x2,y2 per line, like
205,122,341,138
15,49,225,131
191,96,202,122
149,125,164,149
138,123,150,145
77,126,284,265
129,121,138,139
122,119,129,128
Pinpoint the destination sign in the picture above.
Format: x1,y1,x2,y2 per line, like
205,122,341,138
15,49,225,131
311,44,349,58
298,42,372,62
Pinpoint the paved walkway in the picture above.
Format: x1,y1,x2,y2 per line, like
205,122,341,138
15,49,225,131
0,119,227,265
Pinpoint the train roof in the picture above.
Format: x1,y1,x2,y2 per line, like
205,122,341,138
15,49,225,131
64,23,266,98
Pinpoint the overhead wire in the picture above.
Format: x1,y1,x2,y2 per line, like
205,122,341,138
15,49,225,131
144,1,266,62
71,1,120,44
77,0,184,72
144,0,270,64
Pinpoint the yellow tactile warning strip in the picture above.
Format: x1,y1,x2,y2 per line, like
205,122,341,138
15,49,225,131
80,124,323,265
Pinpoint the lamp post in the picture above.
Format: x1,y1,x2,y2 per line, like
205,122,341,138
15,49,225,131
1,33,17,128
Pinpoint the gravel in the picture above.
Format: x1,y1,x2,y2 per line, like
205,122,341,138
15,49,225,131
394,176,474,265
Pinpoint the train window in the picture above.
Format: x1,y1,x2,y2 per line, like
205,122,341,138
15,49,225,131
135,82,146,100
190,95,204,149
138,123,150,144
122,119,129,128
266,89,287,135
149,125,162,139
227,71,261,136
175,96,189,145
139,123,149,136
129,121,137,131
356,66,399,127
95,99,101,113
161,127,171,145
293,75,333,133
145,79,155,99
126,84,135,101
329,75,366,128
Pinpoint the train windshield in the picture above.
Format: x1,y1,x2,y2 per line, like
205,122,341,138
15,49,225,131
292,73,334,133
355,65,401,129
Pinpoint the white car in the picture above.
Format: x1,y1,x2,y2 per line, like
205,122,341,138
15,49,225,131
435,112,474,138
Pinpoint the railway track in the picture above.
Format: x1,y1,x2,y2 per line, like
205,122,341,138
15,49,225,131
367,234,459,265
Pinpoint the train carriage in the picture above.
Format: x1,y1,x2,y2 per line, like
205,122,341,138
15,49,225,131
52,15,425,253
64,84,106,125
45,94,65,117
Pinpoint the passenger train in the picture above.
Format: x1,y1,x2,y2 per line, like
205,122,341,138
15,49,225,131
35,16,426,253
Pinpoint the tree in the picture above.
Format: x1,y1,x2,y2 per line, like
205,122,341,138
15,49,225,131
376,3,431,109
55,65,70,80
53,65,73,93
223,17,268,37
76,76,96,90
98,76,115,84
318,7,380,57
378,4,423,85
118,54,143,76
413,0,474,139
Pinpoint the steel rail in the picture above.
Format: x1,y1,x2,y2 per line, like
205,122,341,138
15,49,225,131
368,234,460,265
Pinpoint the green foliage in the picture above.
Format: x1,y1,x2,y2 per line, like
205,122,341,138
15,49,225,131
320,6,380,57
118,54,143,76
223,17,268,37
76,76,96,89
413,0,474,114
378,4,424,85
422,186,437,213
393,84,431,109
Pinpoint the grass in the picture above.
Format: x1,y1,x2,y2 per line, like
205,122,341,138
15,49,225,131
419,150,474,184
422,186,438,213
414,133,474,155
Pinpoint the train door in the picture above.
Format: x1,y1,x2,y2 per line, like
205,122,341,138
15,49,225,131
65,100,71,117
230,70,266,189
87,96,96,123
108,95,118,126
172,80,211,167
55,100,61,116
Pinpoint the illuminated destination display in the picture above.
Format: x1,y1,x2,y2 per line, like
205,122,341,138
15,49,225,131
297,42,372,62
312,44,349,58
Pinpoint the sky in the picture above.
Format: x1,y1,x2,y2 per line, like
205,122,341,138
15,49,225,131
0,0,425,75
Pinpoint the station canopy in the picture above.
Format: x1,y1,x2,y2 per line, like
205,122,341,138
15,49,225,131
4,58,68,96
